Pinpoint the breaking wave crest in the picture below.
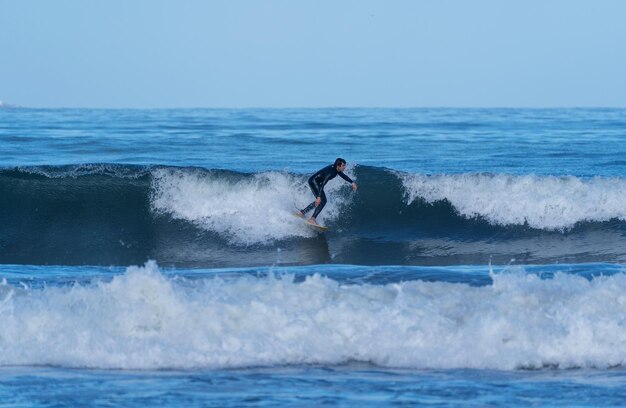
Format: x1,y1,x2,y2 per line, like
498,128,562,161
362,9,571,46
400,172,626,230
2,261,626,370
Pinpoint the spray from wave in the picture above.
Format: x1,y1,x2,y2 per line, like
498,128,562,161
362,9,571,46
149,166,356,245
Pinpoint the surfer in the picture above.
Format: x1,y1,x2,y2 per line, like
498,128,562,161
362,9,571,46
298,158,358,226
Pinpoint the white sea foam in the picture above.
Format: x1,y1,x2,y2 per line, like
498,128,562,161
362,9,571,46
400,173,626,230
150,168,355,245
2,261,626,370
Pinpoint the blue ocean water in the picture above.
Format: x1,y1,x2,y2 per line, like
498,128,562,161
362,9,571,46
2,108,626,406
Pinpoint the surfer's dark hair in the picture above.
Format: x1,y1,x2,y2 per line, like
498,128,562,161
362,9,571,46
334,158,346,167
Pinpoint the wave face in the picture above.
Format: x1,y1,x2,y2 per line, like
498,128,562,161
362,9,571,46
1,261,626,370
401,172,626,230
3,165,626,266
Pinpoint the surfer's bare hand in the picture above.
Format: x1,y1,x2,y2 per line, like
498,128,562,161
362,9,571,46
352,182,358,192
315,197,321,206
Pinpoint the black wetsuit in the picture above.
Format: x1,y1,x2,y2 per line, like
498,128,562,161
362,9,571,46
301,165,354,218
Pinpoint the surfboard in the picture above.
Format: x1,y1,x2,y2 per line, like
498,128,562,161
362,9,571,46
293,212,330,232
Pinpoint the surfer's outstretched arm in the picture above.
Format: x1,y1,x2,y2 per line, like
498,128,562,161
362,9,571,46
337,166,357,192
338,172,353,184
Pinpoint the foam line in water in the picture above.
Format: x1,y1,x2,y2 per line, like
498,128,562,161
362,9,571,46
400,173,626,230
14,164,150,179
2,261,626,370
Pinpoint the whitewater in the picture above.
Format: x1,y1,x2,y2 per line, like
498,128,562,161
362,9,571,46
3,261,626,371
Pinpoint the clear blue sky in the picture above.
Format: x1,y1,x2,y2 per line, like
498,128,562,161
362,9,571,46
1,0,625,108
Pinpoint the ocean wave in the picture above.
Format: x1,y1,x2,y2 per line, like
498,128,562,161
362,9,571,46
2,261,626,370
400,172,626,230
3,164,626,266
